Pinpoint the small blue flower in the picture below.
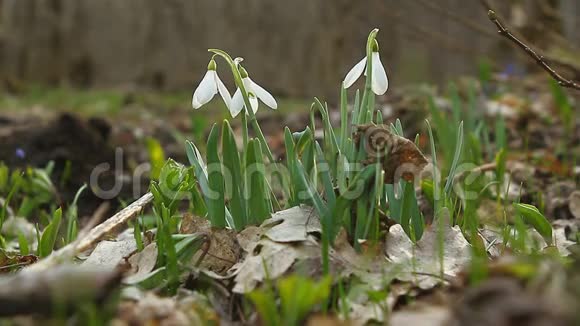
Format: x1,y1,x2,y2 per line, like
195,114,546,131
15,148,26,159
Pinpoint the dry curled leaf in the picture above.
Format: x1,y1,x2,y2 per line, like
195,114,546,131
354,124,428,184
124,243,158,284
0,250,37,273
231,238,320,293
227,206,332,293
180,213,241,274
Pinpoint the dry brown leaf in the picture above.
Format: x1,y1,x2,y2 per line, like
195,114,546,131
354,124,428,184
231,237,320,293
124,243,158,284
385,214,471,289
180,213,241,274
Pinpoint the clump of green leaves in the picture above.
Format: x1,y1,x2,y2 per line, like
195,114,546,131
186,123,271,230
38,207,62,257
248,275,332,326
148,160,208,293
180,30,431,273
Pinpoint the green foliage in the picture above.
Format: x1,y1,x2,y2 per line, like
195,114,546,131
222,120,247,228
149,160,199,291
513,203,553,243
65,184,87,245
38,208,63,257
549,79,573,132
245,139,271,224
477,58,493,86
248,275,332,326
206,124,227,228
186,121,273,230
133,217,144,251
444,121,464,195
181,35,430,254
0,162,59,236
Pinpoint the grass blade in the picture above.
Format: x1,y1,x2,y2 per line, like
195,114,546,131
206,124,226,228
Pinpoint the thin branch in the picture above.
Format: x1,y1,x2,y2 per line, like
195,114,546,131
24,192,153,272
482,7,580,90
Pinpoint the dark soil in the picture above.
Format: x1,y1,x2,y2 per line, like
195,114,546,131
0,113,126,217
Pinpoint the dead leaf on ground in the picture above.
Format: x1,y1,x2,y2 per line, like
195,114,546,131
124,243,158,284
114,291,218,326
231,237,320,293
237,226,263,252
261,205,321,242
82,239,137,270
390,305,450,326
180,213,241,274
344,282,412,325
545,181,576,220
569,191,580,219
0,250,37,273
451,277,570,326
353,123,428,184
385,211,471,290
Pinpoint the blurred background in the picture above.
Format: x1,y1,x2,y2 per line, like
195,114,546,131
1,0,579,98
0,0,578,215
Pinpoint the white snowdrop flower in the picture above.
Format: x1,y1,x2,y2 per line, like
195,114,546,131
230,66,277,117
343,40,389,95
191,59,232,111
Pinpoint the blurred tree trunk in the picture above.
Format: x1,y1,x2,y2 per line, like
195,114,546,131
560,0,580,46
0,0,576,98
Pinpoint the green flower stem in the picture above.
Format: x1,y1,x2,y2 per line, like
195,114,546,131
240,109,249,149
208,49,275,163
358,29,379,124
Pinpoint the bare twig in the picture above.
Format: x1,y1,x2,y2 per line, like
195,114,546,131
481,7,580,90
0,266,123,316
25,192,153,272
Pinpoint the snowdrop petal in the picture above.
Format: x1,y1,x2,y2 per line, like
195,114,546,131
214,72,232,108
229,89,244,117
242,77,253,91
192,70,217,109
371,52,388,95
249,78,277,109
191,96,203,109
343,57,367,89
249,93,259,114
